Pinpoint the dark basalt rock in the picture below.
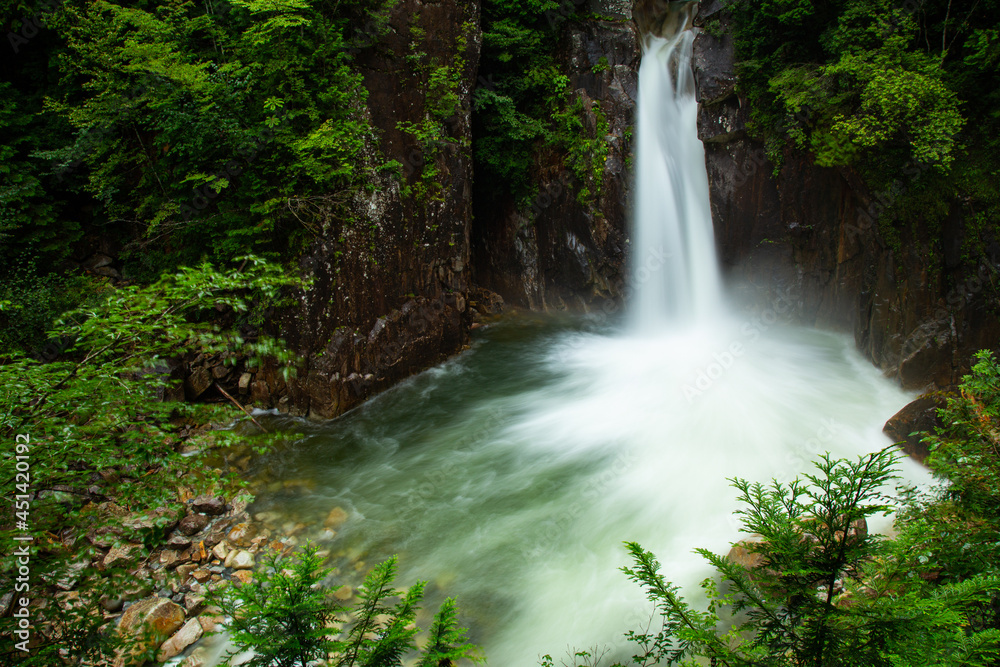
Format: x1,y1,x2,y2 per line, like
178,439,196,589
693,2,1000,391
884,395,949,465
471,10,638,312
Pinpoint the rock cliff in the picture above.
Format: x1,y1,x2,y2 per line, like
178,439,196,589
693,0,1000,390
237,0,481,418
470,0,640,313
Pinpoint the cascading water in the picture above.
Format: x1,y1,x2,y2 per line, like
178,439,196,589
632,3,722,327
194,5,931,667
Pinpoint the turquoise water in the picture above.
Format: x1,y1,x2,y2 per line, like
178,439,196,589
237,314,928,665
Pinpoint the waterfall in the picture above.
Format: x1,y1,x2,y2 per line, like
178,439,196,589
197,5,932,667
631,4,723,328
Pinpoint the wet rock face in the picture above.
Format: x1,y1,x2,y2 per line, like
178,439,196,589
239,0,481,418
471,9,639,312
693,4,1000,390
884,395,948,465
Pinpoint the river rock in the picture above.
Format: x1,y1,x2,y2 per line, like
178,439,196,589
56,558,89,590
212,540,230,560
324,507,349,529
157,617,204,662
160,550,182,569
233,570,254,585
184,593,206,615
123,506,183,534
191,541,208,562
167,534,193,550
191,569,212,583
0,592,14,616
226,522,256,546
727,541,766,570
101,595,125,613
178,513,209,536
225,550,255,570
198,612,223,633
176,563,198,580
115,596,185,666
192,495,227,516
88,524,124,548
883,395,947,465
254,511,281,526
182,647,209,667
103,544,142,569
333,585,353,601
185,367,213,400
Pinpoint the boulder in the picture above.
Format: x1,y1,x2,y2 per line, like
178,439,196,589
225,550,255,570
191,569,212,583
198,612,223,634
157,617,204,662
160,550,182,569
884,395,948,465
185,367,214,400
116,596,185,666
333,585,353,601
88,524,124,549
232,570,254,585
182,647,209,667
212,540,230,560
123,506,183,534
56,558,89,591
184,593,206,615
103,544,143,570
192,495,227,516
167,534,193,550
226,522,256,546
178,513,209,536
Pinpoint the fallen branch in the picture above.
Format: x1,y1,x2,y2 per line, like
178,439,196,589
214,381,268,433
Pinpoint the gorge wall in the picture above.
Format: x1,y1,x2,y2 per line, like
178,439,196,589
692,0,1000,390
220,0,1000,420
470,0,639,313
209,0,481,418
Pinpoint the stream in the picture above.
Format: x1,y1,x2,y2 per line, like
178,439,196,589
240,313,928,665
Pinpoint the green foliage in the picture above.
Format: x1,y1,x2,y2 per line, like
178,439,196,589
0,258,96,355
2,0,396,278
397,19,474,207
0,256,301,665
896,351,1000,584
474,0,610,206
730,0,1000,254
210,547,483,667
212,544,338,667
418,597,484,666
